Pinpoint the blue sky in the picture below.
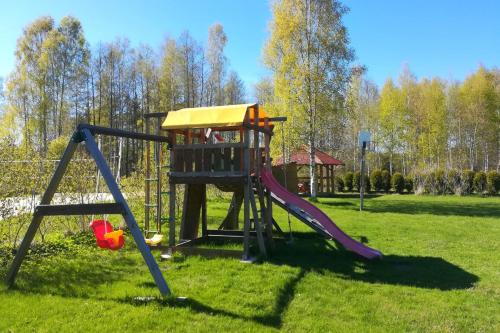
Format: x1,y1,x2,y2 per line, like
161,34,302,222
0,0,499,91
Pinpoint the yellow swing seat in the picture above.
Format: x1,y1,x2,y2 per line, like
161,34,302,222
145,233,164,246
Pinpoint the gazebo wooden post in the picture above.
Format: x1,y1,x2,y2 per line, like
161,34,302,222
326,164,331,194
331,165,335,194
319,164,324,194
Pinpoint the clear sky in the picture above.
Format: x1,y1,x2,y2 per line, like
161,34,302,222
0,0,499,91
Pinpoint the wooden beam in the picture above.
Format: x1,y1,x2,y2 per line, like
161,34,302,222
35,203,125,216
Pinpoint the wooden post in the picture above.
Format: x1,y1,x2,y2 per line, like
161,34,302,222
156,118,162,234
263,118,274,247
201,184,207,237
331,166,335,194
169,132,176,247
242,125,251,260
252,107,268,256
145,119,151,234
325,164,332,193
319,164,324,194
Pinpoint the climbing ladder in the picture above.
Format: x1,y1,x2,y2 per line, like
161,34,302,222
144,112,170,239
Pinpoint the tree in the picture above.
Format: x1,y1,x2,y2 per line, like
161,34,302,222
345,71,378,172
158,38,182,111
224,71,245,105
7,16,88,154
417,78,447,168
458,67,498,171
206,23,227,106
178,31,204,108
379,79,405,174
264,0,354,198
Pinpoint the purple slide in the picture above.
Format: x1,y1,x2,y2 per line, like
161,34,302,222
261,170,382,259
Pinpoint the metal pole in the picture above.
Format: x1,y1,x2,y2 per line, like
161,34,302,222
360,141,367,211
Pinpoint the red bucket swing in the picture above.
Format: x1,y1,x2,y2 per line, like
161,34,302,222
89,219,125,251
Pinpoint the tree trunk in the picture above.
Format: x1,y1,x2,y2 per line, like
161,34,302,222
309,108,317,199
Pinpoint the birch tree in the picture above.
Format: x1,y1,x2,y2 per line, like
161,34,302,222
264,0,354,198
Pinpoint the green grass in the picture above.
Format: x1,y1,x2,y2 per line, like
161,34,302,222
1,194,499,332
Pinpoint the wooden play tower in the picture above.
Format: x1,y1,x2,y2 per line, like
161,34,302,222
161,104,285,260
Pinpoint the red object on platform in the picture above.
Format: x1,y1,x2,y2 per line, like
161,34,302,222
89,219,125,251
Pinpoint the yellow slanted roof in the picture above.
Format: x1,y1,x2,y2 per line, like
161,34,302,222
162,103,268,130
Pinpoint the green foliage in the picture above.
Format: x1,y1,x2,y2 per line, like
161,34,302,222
447,170,461,194
473,171,487,194
353,171,360,192
461,170,475,195
435,169,446,195
343,172,354,192
381,170,391,193
370,170,383,192
391,172,405,194
353,171,370,193
404,175,414,193
364,174,370,193
486,171,500,194
47,135,70,158
335,176,344,192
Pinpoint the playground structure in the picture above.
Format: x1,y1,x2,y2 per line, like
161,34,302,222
5,103,382,297
274,146,344,195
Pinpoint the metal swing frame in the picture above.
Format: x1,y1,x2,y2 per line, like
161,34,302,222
4,124,172,296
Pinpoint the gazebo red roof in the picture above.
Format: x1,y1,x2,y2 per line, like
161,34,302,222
274,146,344,166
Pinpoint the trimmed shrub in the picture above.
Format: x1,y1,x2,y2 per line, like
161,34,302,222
335,176,344,192
354,172,370,193
343,172,354,192
413,173,425,195
353,171,361,192
424,171,436,194
381,170,391,193
486,171,500,194
364,174,370,193
391,172,405,194
461,170,475,195
435,169,446,194
370,170,383,192
447,170,461,194
404,175,413,193
473,171,487,194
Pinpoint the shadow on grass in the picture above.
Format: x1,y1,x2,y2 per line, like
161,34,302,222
3,233,479,330
120,233,478,329
3,253,135,298
270,233,478,291
120,268,307,329
358,199,500,218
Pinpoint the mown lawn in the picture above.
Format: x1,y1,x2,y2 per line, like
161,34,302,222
1,194,499,332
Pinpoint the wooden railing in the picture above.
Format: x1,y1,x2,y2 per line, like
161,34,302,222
171,143,245,175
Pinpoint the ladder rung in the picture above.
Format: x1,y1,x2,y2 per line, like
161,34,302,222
145,178,159,182
145,204,158,207
160,191,170,195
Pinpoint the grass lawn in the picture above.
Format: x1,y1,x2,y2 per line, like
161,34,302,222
1,194,499,332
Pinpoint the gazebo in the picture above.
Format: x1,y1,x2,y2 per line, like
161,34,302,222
274,146,344,195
